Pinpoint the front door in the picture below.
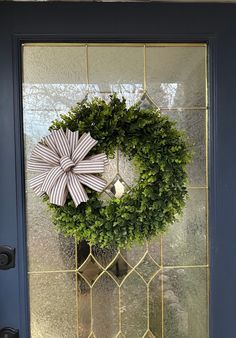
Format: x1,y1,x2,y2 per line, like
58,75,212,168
0,3,235,338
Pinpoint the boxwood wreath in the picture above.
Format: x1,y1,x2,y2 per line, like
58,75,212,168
42,95,191,248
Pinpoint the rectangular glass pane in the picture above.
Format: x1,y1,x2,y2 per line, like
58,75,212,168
22,43,208,338
146,46,206,108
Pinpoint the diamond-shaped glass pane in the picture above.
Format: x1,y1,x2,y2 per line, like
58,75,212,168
78,256,102,285
92,245,118,269
136,254,160,282
107,254,130,284
106,175,129,198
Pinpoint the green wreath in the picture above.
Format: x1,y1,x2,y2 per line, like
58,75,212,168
47,95,191,248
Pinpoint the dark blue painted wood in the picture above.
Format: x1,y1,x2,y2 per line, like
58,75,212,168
0,2,235,337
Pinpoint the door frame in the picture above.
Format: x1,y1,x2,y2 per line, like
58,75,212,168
0,3,233,337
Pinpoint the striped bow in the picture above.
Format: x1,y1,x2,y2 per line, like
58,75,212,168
28,128,108,207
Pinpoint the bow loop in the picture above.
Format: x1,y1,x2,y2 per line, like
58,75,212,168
72,133,98,163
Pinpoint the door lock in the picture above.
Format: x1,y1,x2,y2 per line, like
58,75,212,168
0,327,19,338
0,246,15,270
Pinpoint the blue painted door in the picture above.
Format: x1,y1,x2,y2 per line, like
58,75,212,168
0,3,236,338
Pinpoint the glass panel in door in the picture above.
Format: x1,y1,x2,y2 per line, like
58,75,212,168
22,43,208,338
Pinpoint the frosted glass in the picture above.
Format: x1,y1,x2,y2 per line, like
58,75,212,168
163,268,208,338
93,273,119,338
29,273,77,338
163,189,207,266
146,46,206,108
121,272,147,337
23,43,208,338
163,109,206,186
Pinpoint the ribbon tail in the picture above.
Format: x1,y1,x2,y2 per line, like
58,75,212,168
67,172,88,207
49,173,68,206
29,172,48,190
28,160,54,172
78,174,107,192
73,160,105,174
85,153,109,166
32,143,60,165
41,166,64,195
29,172,48,195
32,186,45,196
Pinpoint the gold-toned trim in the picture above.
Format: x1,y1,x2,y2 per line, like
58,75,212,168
164,264,209,269
205,44,210,338
27,263,209,275
22,42,207,47
143,45,147,92
160,107,208,111
75,240,79,338
28,269,76,274
86,44,89,88
188,186,208,189
160,237,164,338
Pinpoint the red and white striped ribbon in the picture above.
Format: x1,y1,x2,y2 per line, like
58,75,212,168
28,128,108,207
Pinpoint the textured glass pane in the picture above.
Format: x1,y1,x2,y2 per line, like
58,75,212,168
163,268,208,338
88,46,144,106
23,43,208,338
23,46,87,84
92,245,118,269
93,273,119,338
147,239,161,266
149,272,162,337
121,242,147,267
26,191,75,272
146,46,206,108
24,108,59,145
136,253,160,283
163,189,207,266
29,273,77,338
23,84,86,112
101,153,117,184
163,109,206,186
23,46,87,112
77,240,90,268
107,254,130,284
118,151,139,187
77,276,91,338
121,272,147,337
78,256,102,286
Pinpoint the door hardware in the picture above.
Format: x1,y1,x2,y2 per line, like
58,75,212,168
0,246,15,270
0,327,19,338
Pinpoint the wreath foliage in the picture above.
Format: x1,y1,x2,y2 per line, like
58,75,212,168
48,95,191,248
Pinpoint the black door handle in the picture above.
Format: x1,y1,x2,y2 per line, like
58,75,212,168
0,327,19,338
0,246,15,270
